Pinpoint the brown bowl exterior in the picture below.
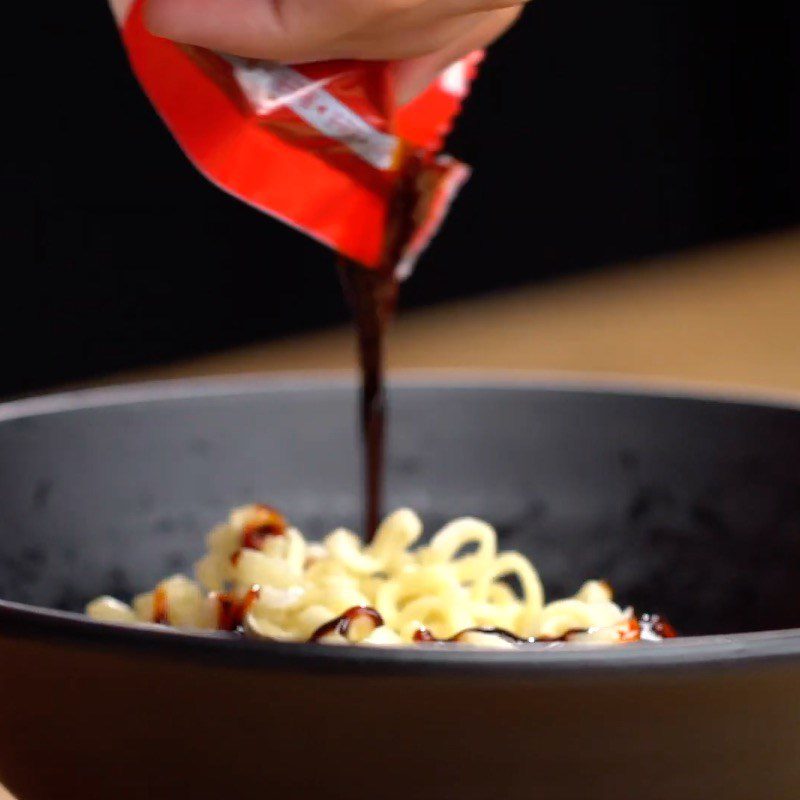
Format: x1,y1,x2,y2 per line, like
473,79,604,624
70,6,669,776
2,630,799,800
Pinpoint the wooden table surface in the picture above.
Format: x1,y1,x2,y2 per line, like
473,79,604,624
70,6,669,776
105,227,800,394
3,227,800,799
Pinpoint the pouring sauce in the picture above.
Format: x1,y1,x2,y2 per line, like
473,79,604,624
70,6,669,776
338,263,398,542
240,504,288,550
216,585,262,632
309,606,384,642
413,616,677,646
152,586,170,625
306,608,678,646
338,151,423,541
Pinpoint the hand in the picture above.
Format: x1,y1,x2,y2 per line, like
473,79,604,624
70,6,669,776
143,0,526,103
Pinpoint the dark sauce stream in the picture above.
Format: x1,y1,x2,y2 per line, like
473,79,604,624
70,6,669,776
338,150,423,541
338,262,398,540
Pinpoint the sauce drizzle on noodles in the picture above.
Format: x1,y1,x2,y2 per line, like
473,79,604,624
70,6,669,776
87,504,678,649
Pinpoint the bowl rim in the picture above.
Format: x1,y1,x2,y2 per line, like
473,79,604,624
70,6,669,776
2,373,800,677
3,369,800,420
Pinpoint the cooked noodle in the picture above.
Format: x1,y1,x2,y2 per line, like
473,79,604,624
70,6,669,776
86,504,653,648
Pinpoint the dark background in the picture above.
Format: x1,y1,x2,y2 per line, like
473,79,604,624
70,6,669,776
10,1,800,397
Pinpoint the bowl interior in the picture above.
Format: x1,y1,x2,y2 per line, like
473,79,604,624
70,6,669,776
1,380,800,636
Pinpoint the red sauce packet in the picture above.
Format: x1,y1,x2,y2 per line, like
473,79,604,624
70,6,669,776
121,0,480,273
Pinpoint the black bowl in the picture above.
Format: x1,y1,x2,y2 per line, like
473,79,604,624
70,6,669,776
1,377,799,800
